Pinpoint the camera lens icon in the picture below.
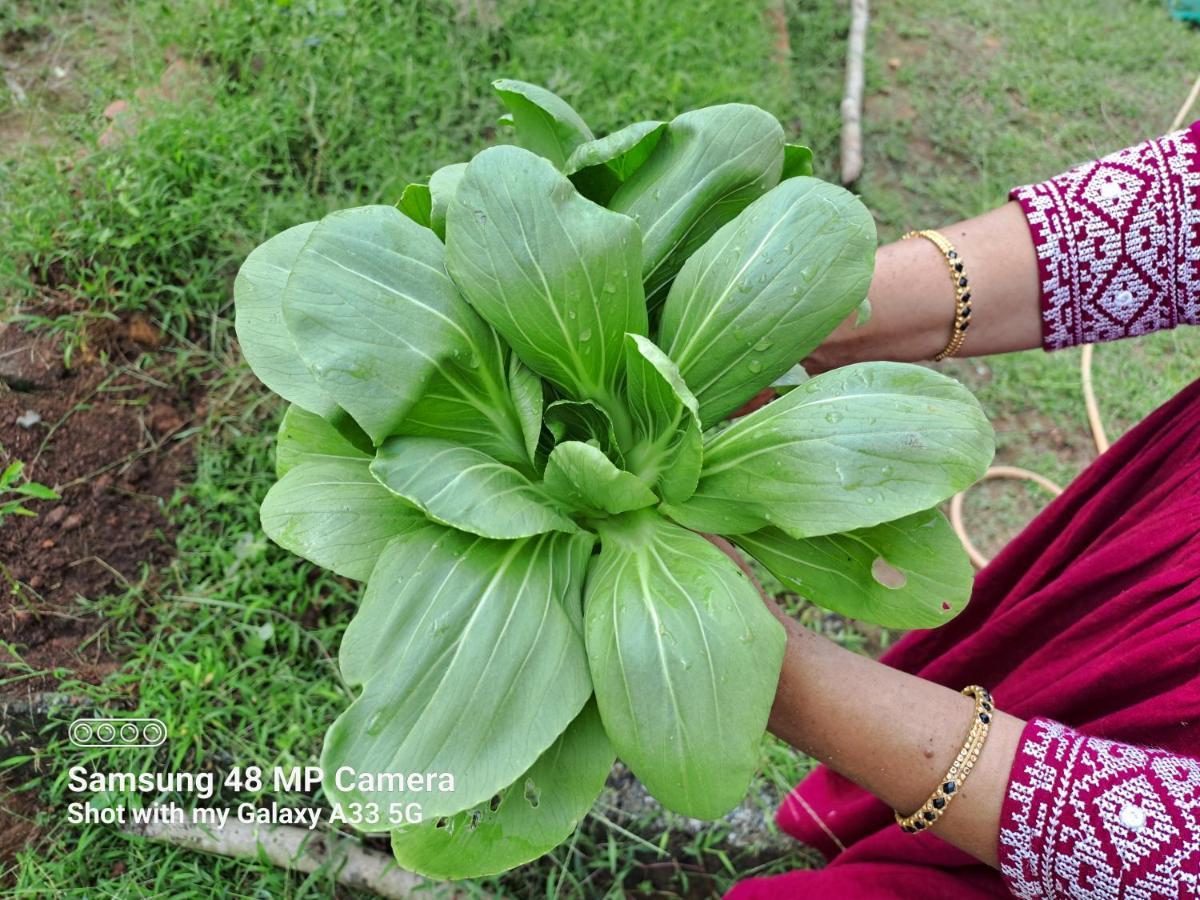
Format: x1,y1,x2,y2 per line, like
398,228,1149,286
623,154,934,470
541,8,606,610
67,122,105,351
69,717,167,748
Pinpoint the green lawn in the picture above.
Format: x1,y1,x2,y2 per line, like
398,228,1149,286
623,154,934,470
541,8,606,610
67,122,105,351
2,0,1197,895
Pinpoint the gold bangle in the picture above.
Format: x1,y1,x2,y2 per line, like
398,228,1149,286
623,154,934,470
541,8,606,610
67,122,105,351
895,685,994,833
902,229,972,361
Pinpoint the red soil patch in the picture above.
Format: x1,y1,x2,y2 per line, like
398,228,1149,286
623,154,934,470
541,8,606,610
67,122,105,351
0,319,201,869
0,321,199,696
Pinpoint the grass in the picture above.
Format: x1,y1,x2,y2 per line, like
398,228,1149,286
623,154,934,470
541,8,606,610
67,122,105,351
1,0,1198,895
1,0,795,336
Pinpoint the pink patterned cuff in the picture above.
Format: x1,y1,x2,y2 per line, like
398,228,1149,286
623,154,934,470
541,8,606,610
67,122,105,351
999,718,1200,898
1010,122,1200,350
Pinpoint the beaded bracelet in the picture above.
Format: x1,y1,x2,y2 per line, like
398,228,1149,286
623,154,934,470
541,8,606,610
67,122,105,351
895,685,994,833
902,229,973,361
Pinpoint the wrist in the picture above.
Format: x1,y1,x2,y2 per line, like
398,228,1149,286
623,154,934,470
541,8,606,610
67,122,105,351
766,617,846,751
805,203,1044,369
805,241,954,371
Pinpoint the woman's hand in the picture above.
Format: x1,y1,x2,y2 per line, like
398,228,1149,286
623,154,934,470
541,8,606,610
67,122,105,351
697,199,1045,867
704,533,1024,869
804,201,1044,373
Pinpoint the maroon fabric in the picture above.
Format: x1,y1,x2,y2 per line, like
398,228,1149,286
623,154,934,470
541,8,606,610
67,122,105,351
729,376,1200,899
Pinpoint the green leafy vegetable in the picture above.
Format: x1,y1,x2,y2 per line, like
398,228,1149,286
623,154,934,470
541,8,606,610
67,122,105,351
323,525,594,822
609,104,785,305
371,436,576,539
283,206,490,445
446,145,648,410
428,162,466,240
396,182,433,228
565,121,668,180
544,399,625,462
274,405,369,478
233,221,338,419
622,333,702,503
663,362,993,538
585,510,785,818
259,458,420,581
566,120,668,204
234,81,995,878
390,700,613,879
543,440,657,515
492,78,594,169
659,176,877,426
734,508,974,629
781,143,814,179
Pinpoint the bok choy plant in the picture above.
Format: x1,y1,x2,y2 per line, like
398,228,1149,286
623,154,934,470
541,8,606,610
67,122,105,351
234,79,994,878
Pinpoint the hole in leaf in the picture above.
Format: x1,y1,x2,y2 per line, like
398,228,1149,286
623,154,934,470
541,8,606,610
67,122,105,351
434,817,448,830
523,778,541,809
871,557,907,589
489,793,502,812
941,602,952,611
468,809,482,831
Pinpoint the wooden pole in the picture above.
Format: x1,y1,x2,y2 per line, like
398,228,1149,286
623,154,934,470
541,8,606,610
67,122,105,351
840,0,869,184
125,819,485,899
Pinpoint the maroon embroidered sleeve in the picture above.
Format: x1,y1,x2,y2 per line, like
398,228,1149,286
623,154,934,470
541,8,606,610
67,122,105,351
1010,122,1200,350
999,718,1200,898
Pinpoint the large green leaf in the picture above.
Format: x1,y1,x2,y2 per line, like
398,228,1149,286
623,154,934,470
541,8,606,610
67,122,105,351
608,104,785,305
662,362,994,538
565,121,668,204
493,79,593,169
282,205,499,446
274,405,369,478
543,441,656,516
389,699,613,879
429,162,466,240
735,508,974,629
323,526,595,823
233,222,338,418
445,145,648,405
260,459,420,581
583,510,785,819
660,177,876,426
371,436,576,539
621,334,702,503
278,207,529,466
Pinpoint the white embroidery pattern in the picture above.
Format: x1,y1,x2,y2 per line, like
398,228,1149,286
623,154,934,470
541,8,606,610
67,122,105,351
1000,719,1200,899
1011,125,1200,350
